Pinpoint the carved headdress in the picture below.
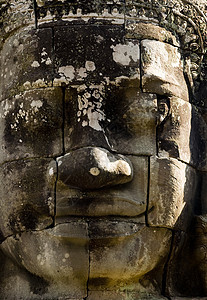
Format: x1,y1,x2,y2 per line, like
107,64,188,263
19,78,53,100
0,0,206,93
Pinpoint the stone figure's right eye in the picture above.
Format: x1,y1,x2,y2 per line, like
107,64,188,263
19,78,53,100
157,95,170,124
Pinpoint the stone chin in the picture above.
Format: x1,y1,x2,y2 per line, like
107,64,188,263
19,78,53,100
1,221,171,291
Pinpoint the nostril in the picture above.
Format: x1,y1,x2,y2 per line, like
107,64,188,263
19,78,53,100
51,147,133,190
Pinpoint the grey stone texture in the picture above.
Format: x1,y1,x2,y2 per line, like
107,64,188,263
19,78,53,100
0,0,206,299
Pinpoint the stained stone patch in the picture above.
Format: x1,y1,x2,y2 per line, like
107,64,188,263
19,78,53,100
148,157,198,231
88,226,172,288
54,155,148,218
105,91,157,155
55,147,133,190
1,221,89,299
0,27,53,102
0,1,35,49
0,88,63,162
0,158,55,239
141,40,189,101
53,25,140,87
64,88,157,156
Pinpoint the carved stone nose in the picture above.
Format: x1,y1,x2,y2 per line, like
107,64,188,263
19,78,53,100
53,147,133,190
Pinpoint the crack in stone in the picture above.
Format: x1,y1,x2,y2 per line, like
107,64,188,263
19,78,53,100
161,229,175,298
145,156,150,227
61,86,66,155
33,0,38,29
84,220,90,300
139,41,143,93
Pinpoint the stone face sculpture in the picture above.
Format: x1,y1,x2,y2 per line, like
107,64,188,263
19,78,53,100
0,0,206,299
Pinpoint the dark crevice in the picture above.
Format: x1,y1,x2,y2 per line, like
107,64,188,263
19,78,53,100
145,156,150,227
51,26,55,88
0,222,57,245
33,0,38,29
139,41,144,93
84,221,90,300
53,159,59,226
0,155,59,167
61,87,66,155
161,229,175,299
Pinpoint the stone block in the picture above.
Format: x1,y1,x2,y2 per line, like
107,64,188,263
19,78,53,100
105,91,157,155
89,226,171,288
125,22,180,47
0,27,53,101
88,291,168,300
1,221,89,299
56,147,133,190
148,157,198,231
0,1,34,49
64,88,157,156
55,155,148,218
53,26,140,86
141,40,189,101
0,158,55,238
0,87,63,162
157,97,207,170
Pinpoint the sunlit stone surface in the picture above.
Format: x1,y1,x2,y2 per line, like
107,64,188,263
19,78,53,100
0,0,206,299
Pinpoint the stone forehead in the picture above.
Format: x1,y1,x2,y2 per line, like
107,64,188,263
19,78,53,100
1,1,206,50
0,0,206,86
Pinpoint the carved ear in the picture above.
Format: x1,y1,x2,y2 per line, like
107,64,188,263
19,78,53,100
157,96,170,125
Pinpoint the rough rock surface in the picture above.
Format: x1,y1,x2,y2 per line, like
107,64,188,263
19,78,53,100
0,0,206,299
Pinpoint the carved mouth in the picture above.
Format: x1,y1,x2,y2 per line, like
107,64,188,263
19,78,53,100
56,196,147,218
50,218,145,240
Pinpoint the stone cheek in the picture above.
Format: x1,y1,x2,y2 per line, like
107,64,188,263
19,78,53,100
141,40,189,101
0,158,55,239
0,88,63,162
1,221,89,299
148,157,198,231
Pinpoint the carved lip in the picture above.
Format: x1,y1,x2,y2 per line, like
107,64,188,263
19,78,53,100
50,218,145,240
56,196,147,217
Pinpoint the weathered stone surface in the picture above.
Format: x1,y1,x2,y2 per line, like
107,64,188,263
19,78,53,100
157,97,207,170
0,158,54,239
0,88,63,162
105,91,157,155
53,26,140,87
0,1,206,298
126,22,180,47
64,88,157,156
165,217,207,297
0,28,53,101
89,226,172,288
148,157,198,231
1,221,89,299
141,40,189,101
36,0,125,25
88,290,168,299
54,156,148,218
55,147,133,190
0,1,35,49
